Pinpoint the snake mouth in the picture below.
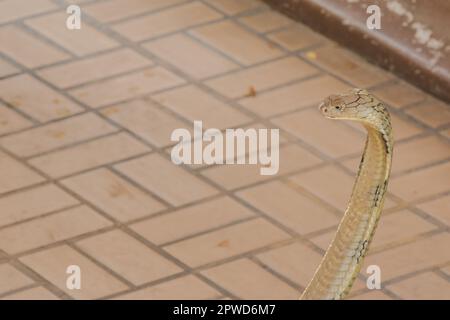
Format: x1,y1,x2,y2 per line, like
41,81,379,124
318,102,328,114
319,102,335,118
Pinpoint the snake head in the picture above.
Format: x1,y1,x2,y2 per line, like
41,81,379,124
319,89,371,119
318,88,387,124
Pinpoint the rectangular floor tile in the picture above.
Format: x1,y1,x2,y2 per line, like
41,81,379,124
113,2,222,42
1,286,59,300
20,245,128,299
273,108,365,158
38,48,152,89
302,44,392,88
0,183,79,227
25,12,118,56
256,242,324,288
0,26,70,68
84,0,185,23
202,258,299,299
0,0,56,24
164,218,289,267
240,75,350,117
373,82,425,109
76,230,182,285
386,272,450,300
152,85,251,129
389,162,450,202
206,57,319,99
69,67,184,108
0,74,83,122
143,33,238,79
114,154,218,206
239,10,292,33
201,144,322,190
61,168,166,222
131,196,255,245
391,136,450,174
101,99,190,148
405,99,450,128
204,0,262,15
0,151,44,194
0,205,112,254
237,180,338,235
267,25,323,51
0,59,19,77
350,290,392,300
29,132,149,178
0,113,117,157
0,264,33,295
416,195,450,226
371,210,437,249
0,103,33,135
191,21,283,66
113,275,220,300
364,233,450,281
289,165,355,212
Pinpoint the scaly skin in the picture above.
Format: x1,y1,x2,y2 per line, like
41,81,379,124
300,89,393,300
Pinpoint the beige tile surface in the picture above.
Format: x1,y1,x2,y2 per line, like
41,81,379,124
29,132,150,178
267,25,323,51
143,34,238,79
0,183,78,227
153,85,251,129
102,99,190,147
113,2,222,42
0,264,33,295
0,0,56,24
61,168,166,222
0,113,117,157
25,12,118,56
69,67,184,108
0,151,44,194
239,10,292,33
164,218,289,267
0,104,32,135
386,272,450,300
206,57,318,99
0,205,112,254
1,286,60,300
237,180,338,235
115,154,219,206
131,196,254,245
1,0,448,300
202,258,299,299
0,59,19,77
38,49,153,89
114,275,220,300
76,230,182,285
240,75,350,117
21,245,128,299
0,74,83,122
191,21,283,66
0,26,69,68
84,0,185,23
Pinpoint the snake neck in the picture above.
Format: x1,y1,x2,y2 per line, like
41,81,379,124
301,124,392,300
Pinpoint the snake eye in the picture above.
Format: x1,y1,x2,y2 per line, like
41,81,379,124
335,106,341,110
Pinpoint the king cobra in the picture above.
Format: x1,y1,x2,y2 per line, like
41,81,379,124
300,88,393,300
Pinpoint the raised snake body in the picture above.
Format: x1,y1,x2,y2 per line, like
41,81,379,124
300,89,393,300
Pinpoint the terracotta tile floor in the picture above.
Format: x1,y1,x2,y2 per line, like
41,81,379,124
0,0,449,300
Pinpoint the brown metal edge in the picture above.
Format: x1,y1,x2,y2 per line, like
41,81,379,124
263,0,450,104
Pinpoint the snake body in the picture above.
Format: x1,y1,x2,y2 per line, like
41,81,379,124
300,89,393,300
